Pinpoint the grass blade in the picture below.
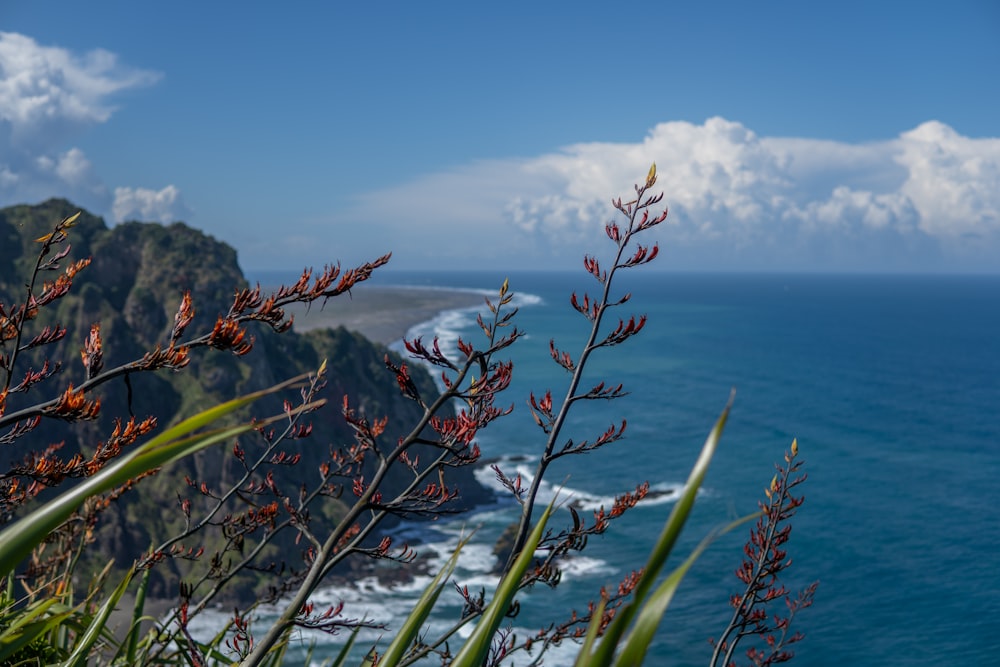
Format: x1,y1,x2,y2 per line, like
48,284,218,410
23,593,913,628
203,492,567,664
0,600,71,663
327,625,361,667
60,568,134,667
120,567,151,665
451,501,555,667
573,598,608,667
613,514,757,666
582,395,733,665
379,534,470,666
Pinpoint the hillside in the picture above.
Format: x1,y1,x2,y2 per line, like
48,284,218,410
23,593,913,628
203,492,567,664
0,199,493,601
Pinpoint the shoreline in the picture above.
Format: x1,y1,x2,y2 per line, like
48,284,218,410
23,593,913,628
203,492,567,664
108,286,490,637
280,285,487,345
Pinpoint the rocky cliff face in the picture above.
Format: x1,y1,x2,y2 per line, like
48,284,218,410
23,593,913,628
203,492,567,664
0,199,492,600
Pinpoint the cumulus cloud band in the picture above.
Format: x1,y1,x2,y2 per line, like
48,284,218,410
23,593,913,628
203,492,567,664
345,117,1000,271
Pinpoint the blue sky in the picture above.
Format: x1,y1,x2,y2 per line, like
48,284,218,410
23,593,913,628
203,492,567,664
1,1,999,272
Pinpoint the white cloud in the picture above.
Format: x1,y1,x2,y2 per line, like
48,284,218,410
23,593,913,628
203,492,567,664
342,117,1000,271
0,32,181,221
896,121,1000,239
0,144,109,209
0,32,159,149
113,185,191,224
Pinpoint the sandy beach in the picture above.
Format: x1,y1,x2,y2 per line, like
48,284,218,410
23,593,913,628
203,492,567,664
281,286,487,345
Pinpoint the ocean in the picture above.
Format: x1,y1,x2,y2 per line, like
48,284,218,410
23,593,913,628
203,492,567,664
249,270,1000,666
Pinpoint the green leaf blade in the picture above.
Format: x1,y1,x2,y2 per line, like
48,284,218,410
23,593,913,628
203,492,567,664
584,395,732,665
452,502,555,667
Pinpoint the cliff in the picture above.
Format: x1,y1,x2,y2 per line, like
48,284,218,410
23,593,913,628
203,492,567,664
0,199,493,600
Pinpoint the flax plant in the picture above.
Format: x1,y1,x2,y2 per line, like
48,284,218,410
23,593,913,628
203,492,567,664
0,168,814,667
0,376,320,664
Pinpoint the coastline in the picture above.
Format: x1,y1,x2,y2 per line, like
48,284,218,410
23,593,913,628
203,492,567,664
280,285,487,345
106,285,493,639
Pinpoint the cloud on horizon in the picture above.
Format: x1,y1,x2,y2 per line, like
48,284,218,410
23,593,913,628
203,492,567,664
0,32,189,222
2,32,996,273
336,117,1000,272
113,185,191,224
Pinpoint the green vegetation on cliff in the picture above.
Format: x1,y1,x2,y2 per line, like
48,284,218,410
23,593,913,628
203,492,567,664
0,198,489,601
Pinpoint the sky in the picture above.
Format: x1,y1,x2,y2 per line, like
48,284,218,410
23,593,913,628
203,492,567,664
1,1,999,273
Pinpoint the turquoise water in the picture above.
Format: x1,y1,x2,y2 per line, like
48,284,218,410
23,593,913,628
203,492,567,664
255,270,1000,665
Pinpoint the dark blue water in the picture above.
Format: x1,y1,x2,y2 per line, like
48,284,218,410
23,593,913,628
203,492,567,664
255,269,1000,665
